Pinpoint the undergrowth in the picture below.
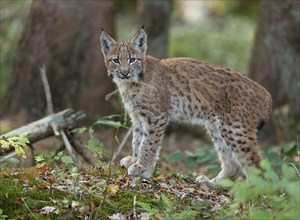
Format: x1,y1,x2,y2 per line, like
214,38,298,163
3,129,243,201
1,157,299,219
0,120,299,219
219,160,300,220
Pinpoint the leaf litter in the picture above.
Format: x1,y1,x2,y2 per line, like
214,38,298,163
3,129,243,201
1,164,232,219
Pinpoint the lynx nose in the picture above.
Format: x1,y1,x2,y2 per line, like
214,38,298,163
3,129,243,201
121,70,130,77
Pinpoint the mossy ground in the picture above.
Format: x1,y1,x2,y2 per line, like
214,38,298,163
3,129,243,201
0,164,228,219
1,142,299,220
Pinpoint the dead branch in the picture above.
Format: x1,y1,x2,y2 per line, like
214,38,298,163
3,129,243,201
0,152,17,163
40,64,54,114
0,108,86,156
60,129,79,165
70,138,95,165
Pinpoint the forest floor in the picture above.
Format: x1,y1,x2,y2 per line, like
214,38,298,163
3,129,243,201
1,140,299,220
0,164,232,220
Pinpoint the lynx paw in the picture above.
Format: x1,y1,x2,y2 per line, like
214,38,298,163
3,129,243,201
196,175,216,187
195,175,210,184
128,163,153,179
120,156,137,168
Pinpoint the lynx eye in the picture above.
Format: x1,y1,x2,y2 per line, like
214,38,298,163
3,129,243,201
128,58,137,64
112,58,120,64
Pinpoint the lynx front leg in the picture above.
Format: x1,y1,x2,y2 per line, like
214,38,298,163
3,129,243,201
120,116,142,168
128,114,168,179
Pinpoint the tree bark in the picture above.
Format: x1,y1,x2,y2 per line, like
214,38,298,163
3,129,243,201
137,0,173,59
1,0,118,124
249,0,300,140
250,0,299,111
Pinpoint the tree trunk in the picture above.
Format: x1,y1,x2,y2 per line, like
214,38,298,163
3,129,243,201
1,0,118,124
249,0,300,141
137,0,173,59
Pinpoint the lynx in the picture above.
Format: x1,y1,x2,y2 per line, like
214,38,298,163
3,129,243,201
100,28,272,184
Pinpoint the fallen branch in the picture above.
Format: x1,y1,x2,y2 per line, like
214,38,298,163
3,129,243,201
0,108,86,156
60,129,78,165
70,138,95,165
40,64,54,115
0,151,17,163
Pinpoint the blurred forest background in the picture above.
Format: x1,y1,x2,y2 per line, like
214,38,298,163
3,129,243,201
0,0,299,155
0,1,299,219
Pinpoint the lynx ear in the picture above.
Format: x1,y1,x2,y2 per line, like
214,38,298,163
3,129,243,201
100,30,116,55
130,28,147,54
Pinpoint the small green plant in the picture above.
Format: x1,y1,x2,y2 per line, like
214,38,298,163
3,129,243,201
35,151,74,167
137,193,199,219
0,208,8,219
0,132,30,169
0,132,30,158
86,138,103,157
60,155,74,166
219,159,300,219
165,144,220,177
85,116,130,159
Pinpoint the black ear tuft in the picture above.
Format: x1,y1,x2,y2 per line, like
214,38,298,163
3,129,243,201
101,27,105,32
141,25,145,29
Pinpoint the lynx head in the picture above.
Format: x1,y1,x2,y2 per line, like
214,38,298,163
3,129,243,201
100,28,147,84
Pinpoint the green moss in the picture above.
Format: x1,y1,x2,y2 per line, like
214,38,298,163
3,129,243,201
0,167,75,219
0,165,157,219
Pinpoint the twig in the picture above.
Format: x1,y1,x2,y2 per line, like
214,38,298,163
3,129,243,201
40,64,54,115
105,89,119,101
60,129,79,165
22,198,39,220
70,137,95,165
133,195,137,219
0,152,17,163
112,126,133,162
289,162,300,178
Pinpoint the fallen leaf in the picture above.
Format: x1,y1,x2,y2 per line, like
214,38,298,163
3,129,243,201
107,185,120,195
50,197,57,204
108,213,126,220
15,199,23,205
20,179,29,184
154,174,167,182
71,200,80,208
158,182,169,189
154,213,163,220
38,184,50,190
37,164,47,173
140,212,152,220
47,177,56,184
40,206,60,215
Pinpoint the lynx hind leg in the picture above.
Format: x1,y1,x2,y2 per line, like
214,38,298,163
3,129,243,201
196,125,241,184
230,131,262,179
120,116,143,168
219,123,262,180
